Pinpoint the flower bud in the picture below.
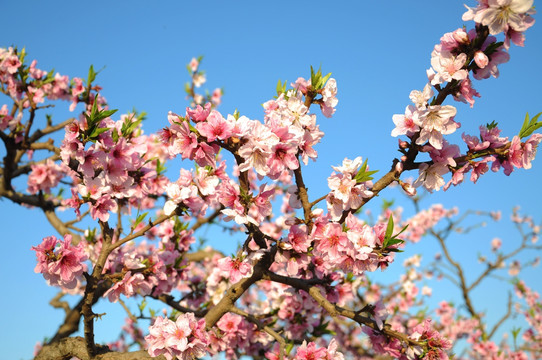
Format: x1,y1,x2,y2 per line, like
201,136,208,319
452,28,469,44
400,180,417,196
474,51,489,69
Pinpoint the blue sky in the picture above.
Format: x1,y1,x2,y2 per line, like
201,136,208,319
1,1,542,359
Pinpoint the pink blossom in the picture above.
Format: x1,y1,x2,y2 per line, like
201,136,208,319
473,46,510,80
320,78,338,118
211,88,222,106
90,196,118,222
217,256,254,283
465,0,535,35
293,341,327,360
196,110,233,142
414,163,449,192
415,105,458,150
186,103,211,122
1,54,21,74
474,50,489,69
391,105,420,137
454,76,480,108
409,83,434,110
103,271,153,302
430,51,468,85
167,116,198,158
28,59,46,79
145,313,210,360
0,104,13,131
189,57,199,72
27,159,66,194
286,224,311,253
31,234,88,289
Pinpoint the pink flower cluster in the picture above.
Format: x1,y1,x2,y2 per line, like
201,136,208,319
160,75,337,226
514,281,542,355
290,339,345,360
390,2,540,193
275,212,400,279
27,159,69,194
403,205,457,243
216,255,254,283
145,313,210,360
363,318,451,360
100,229,196,302
0,47,84,112
60,113,169,221
31,234,88,290
463,0,535,47
326,157,373,221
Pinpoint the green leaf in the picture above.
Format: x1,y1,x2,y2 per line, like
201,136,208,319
486,120,498,130
188,122,199,135
134,212,148,228
321,72,332,87
285,343,294,355
88,127,110,139
382,199,394,211
354,158,379,183
395,224,409,237
484,41,504,56
382,216,408,250
87,65,97,86
385,238,403,247
310,65,316,85
96,109,117,121
385,215,394,240
511,327,521,342
121,114,143,138
156,159,167,176
518,112,542,139
139,299,147,312
276,79,287,96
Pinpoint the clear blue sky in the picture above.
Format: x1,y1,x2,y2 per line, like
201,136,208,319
1,1,541,359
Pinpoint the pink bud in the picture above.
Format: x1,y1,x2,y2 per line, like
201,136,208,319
395,162,404,172
452,29,469,44
474,51,489,69
398,139,409,149
400,181,417,196
491,238,502,251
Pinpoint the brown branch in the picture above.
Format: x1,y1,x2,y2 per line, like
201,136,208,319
429,228,482,327
230,307,286,360
44,208,83,244
293,160,314,231
11,153,61,177
109,213,175,252
204,246,277,327
118,298,138,322
184,249,223,262
28,117,75,143
152,294,207,318
82,220,115,356
262,270,424,349
190,206,223,232
487,292,513,340
35,336,165,360
49,292,71,315
48,281,111,344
